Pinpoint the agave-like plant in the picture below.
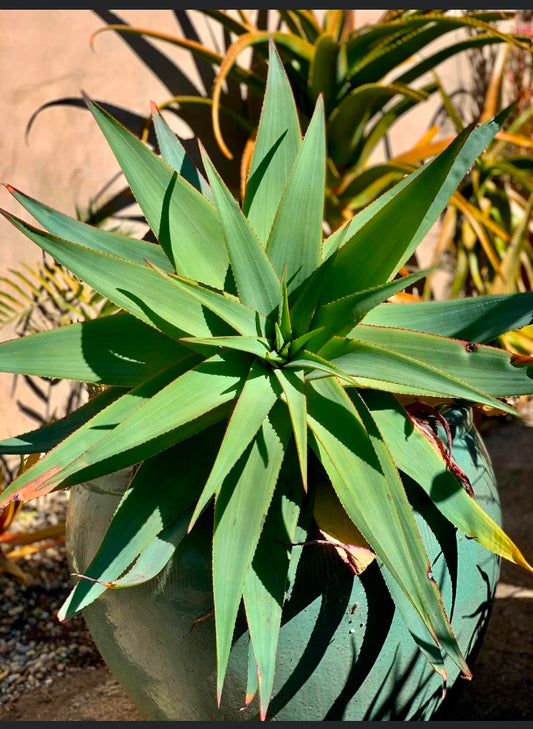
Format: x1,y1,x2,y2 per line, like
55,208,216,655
1,43,533,718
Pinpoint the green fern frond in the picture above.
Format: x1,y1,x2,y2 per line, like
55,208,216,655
0,256,116,334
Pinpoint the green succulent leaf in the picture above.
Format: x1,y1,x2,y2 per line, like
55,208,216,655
0,362,189,507
395,35,511,88
318,336,517,413
378,565,448,684
322,162,427,260
106,510,191,589
320,112,506,301
144,261,269,338
361,293,533,342
189,361,280,530
243,448,303,720
0,387,122,456
286,348,356,385
361,389,533,573
336,163,410,213
0,212,233,341
3,185,174,272
306,378,470,678
63,351,251,488
289,257,337,336
0,353,248,508
202,149,280,316
328,83,428,167
150,102,213,200
181,335,271,360
244,41,302,244
277,268,292,342
265,96,325,293
350,325,533,397
310,268,431,350
213,401,292,703
85,97,229,287
288,327,327,358
273,369,308,489
59,428,223,619
245,641,259,710
0,312,188,386
348,12,528,85
309,33,340,114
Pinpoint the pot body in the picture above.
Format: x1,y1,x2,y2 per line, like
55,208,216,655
66,406,501,721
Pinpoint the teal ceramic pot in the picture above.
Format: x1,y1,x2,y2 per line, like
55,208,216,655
65,405,501,720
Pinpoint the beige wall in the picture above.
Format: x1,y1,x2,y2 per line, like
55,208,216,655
0,9,469,443
0,9,212,441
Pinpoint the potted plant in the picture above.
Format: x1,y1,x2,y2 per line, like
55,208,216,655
0,43,532,720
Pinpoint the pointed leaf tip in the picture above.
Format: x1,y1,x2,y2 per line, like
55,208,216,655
150,100,158,114
2,183,16,194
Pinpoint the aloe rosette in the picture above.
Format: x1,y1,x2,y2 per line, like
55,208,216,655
1,43,532,719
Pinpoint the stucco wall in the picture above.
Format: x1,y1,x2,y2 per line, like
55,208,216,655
0,9,469,444
0,9,219,441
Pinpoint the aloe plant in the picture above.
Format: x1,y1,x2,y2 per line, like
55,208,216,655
1,43,532,719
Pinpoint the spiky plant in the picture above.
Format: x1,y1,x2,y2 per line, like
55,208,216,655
0,43,532,719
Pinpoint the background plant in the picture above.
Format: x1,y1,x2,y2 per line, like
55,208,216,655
420,10,533,357
0,253,116,483
0,43,532,719
30,9,533,234
0,454,65,583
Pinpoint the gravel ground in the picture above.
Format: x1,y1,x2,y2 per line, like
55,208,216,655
0,491,105,706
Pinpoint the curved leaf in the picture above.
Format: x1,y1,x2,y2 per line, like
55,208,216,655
213,401,292,703
4,185,173,272
266,97,325,293
59,427,224,619
328,83,428,167
306,378,471,677
0,312,187,386
309,33,339,114
244,41,302,244
86,98,230,288
0,212,231,340
361,389,533,573
211,30,314,159
351,324,533,397
361,293,533,342
0,352,247,508
320,112,506,301
0,361,191,507
317,336,517,414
